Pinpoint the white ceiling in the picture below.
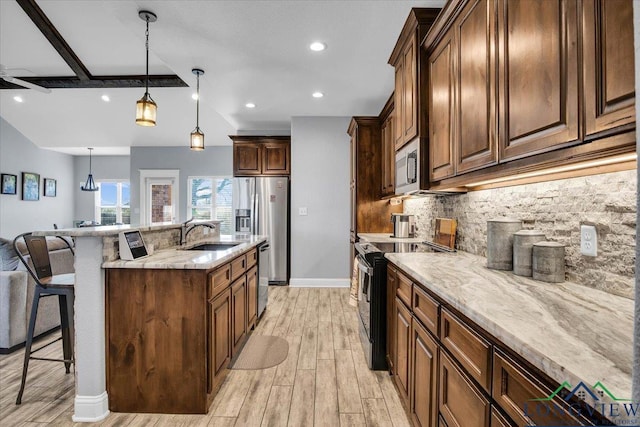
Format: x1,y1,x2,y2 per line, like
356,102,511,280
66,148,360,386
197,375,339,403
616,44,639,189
0,0,445,155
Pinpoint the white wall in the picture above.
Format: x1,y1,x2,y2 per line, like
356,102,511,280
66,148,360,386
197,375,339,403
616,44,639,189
74,155,130,222
0,117,75,238
290,117,351,286
129,146,233,225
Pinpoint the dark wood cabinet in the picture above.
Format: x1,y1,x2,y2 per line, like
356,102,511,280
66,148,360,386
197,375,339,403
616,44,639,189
394,297,412,399
389,9,441,150
246,265,258,330
386,265,397,373
491,407,514,427
348,117,401,242
583,0,635,138
231,136,291,176
231,276,246,356
209,288,231,394
410,317,439,427
380,95,396,197
439,351,491,427
498,0,579,161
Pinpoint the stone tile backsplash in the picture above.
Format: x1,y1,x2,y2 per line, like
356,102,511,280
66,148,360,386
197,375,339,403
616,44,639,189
403,170,636,299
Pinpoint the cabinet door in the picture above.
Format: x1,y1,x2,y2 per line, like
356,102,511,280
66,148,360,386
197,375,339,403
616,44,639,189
208,289,231,394
491,407,514,427
403,40,418,143
246,266,258,330
233,143,262,176
583,0,635,136
498,0,579,161
262,141,290,175
381,115,395,196
386,265,397,373
231,276,247,356
410,318,438,427
428,32,456,181
394,64,405,149
439,352,490,427
394,297,411,400
456,0,498,173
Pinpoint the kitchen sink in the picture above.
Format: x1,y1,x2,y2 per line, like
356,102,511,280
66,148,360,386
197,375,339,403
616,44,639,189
187,243,239,251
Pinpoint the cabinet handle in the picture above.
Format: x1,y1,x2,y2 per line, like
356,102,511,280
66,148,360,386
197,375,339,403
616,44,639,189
226,269,230,280
242,259,246,268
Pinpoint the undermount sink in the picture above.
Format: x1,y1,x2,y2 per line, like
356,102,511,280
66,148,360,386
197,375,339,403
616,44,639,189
186,243,239,251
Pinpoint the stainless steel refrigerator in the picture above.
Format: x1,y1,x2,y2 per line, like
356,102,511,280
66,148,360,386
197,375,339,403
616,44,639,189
232,177,289,284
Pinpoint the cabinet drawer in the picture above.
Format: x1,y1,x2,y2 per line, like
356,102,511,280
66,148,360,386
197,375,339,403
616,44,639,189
231,255,247,282
440,308,492,392
412,284,439,337
208,264,231,299
491,406,514,427
246,248,258,269
439,351,490,427
396,270,412,307
493,351,586,427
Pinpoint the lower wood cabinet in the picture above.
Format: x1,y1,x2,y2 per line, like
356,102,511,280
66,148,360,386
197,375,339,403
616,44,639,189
395,297,412,399
439,351,490,427
231,276,247,356
491,407,514,427
247,265,258,330
386,265,397,373
208,288,231,394
410,317,439,427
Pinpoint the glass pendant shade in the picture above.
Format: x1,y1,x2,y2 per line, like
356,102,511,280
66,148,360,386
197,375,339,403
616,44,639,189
136,93,157,126
190,128,205,150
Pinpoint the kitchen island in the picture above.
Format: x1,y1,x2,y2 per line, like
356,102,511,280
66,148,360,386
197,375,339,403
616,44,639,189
34,224,266,421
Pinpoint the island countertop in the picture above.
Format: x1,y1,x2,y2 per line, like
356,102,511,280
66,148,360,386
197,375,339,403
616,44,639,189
102,234,267,270
385,251,633,400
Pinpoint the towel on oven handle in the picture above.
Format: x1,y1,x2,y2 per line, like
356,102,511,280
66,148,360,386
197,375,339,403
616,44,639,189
349,257,358,307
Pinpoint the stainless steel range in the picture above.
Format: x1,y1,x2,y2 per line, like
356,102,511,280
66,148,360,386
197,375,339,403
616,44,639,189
354,240,453,370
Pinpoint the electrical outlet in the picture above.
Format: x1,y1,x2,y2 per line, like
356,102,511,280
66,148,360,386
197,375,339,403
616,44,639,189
580,225,597,257
299,207,308,216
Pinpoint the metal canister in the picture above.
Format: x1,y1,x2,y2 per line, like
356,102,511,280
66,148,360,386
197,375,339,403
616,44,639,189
487,218,522,270
532,242,565,283
513,230,546,277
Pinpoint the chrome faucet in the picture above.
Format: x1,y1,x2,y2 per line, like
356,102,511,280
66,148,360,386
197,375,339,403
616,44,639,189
181,220,217,246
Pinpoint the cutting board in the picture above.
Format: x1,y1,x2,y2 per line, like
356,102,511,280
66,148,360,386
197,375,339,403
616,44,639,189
433,218,457,249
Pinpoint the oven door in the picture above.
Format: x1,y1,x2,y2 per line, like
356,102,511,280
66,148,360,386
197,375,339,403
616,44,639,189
356,254,373,368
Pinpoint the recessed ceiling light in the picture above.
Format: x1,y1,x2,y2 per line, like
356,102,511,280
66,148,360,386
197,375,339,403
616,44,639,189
245,103,256,109
309,42,326,52
192,93,199,100
312,91,324,98
13,95,23,103
101,94,110,102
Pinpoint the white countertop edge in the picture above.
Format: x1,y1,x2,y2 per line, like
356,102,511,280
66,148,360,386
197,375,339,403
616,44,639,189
357,232,424,243
33,221,222,237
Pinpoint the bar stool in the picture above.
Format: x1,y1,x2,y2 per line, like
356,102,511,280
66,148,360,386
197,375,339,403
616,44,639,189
13,233,75,405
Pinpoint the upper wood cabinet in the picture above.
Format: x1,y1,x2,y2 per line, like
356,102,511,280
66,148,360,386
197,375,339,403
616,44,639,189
380,95,396,197
498,0,579,161
231,136,291,176
583,0,635,137
389,8,441,150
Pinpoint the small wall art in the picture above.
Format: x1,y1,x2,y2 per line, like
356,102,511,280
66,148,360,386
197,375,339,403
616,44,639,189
22,172,40,201
1,174,17,195
44,178,57,197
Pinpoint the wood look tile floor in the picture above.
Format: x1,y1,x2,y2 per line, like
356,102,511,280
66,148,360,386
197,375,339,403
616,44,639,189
0,287,410,427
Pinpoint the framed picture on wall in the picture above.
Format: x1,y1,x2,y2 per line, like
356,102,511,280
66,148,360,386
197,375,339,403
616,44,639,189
44,178,57,197
1,174,17,195
22,172,40,201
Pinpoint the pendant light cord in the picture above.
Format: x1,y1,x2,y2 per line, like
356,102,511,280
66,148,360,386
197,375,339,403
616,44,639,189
196,73,200,129
89,148,92,171
145,19,150,95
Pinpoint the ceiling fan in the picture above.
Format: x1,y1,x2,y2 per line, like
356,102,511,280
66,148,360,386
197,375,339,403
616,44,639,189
0,65,51,94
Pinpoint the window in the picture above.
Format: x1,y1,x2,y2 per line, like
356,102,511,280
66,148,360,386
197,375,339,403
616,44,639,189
95,181,130,225
188,177,233,234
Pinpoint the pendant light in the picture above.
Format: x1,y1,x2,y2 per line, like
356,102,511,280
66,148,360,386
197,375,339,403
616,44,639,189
135,10,157,126
190,68,205,151
81,148,99,192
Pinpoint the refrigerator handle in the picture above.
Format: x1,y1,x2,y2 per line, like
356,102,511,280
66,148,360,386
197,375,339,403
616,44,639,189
253,192,259,234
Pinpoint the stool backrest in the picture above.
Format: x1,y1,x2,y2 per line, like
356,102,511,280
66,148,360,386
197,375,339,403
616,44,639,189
24,235,53,280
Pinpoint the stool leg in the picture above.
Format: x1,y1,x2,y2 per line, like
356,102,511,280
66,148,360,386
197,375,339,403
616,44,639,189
16,286,41,405
59,292,75,373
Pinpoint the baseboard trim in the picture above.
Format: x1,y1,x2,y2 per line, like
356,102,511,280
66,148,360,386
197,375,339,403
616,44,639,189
0,326,61,354
72,392,110,423
289,278,350,288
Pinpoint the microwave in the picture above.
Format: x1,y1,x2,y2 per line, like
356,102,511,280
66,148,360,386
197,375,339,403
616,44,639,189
395,138,419,195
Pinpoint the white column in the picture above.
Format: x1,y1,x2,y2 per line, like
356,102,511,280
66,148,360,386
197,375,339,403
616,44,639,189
72,236,109,422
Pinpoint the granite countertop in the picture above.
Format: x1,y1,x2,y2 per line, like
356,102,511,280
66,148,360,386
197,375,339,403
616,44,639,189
102,235,267,270
386,251,633,399
358,232,423,243
33,221,221,237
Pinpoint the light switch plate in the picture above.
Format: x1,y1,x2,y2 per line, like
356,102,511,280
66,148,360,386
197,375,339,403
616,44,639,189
580,225,597,257
299,207,308,216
